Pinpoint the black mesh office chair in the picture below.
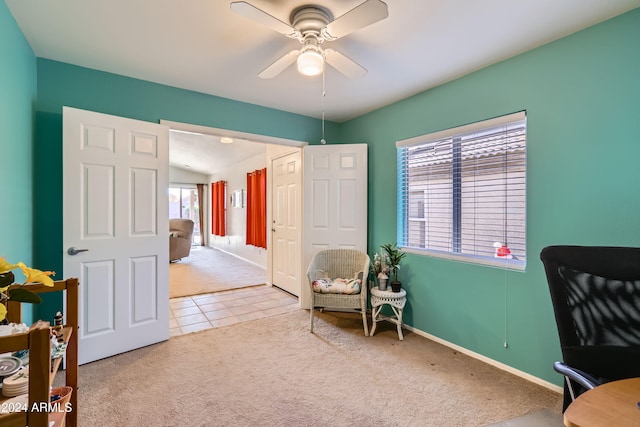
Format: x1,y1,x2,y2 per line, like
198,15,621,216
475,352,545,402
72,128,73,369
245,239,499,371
540,245,640,411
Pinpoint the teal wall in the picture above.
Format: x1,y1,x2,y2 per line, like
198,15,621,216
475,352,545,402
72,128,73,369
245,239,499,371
33,60,334,322
339,8,640,385
36,59,333,142
0,1,37,322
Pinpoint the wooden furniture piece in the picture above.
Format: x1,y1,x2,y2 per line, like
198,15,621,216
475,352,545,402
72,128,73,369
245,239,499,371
369,286,407,340
0,278,78,427
563,378,640,426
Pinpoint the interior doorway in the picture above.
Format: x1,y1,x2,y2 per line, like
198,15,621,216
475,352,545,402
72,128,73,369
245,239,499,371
162,119,307,299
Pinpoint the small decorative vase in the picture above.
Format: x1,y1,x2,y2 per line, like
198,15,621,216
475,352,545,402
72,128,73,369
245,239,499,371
378,277,388,291
391,281,402,293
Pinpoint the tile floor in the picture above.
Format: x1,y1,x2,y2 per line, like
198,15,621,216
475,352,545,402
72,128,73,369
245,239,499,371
169,284,299,336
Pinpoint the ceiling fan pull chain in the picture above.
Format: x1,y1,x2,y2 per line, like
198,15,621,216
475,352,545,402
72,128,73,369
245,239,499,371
321,67,326,144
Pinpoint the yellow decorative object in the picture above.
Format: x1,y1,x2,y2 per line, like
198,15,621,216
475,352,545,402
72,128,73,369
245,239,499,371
17,262,55,287
0,256,55,321
0,257,20,274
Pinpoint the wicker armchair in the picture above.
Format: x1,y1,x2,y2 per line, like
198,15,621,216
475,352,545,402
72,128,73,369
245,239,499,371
307,249,371,336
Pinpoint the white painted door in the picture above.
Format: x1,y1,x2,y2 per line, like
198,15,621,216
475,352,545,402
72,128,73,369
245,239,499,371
271,151,302,296
300,143,368,308
63,107,169,365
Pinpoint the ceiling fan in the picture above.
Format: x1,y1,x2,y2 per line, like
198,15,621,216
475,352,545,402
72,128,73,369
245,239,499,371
230,0,389,79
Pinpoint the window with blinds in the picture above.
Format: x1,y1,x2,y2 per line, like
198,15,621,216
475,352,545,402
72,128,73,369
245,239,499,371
396,111,526,269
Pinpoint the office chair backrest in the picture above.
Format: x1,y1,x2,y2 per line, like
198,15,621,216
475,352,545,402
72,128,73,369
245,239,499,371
541,245,640,410
541,245,640,349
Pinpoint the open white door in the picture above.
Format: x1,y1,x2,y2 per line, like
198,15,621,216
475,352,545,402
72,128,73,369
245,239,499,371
63,107,169,365
271,151,302,296
299,143,368,308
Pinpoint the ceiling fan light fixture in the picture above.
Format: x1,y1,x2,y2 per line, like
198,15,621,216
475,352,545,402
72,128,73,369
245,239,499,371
297,48,324,76
231,1,388,79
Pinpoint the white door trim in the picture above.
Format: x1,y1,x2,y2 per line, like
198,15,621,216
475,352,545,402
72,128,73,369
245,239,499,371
160,120,307,148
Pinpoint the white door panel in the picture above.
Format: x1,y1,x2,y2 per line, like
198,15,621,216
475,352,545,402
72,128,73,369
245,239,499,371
271,151,302,296
131,256,158,324
82,260,114,336
63,107,169,365
300,144,368,308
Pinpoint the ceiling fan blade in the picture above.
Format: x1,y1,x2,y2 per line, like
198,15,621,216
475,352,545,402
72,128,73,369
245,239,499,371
324,49,367,79
230,2,298,38
258,50,300,79
322,0,388,40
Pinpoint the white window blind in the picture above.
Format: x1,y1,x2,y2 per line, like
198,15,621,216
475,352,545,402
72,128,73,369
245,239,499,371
396,112,526,269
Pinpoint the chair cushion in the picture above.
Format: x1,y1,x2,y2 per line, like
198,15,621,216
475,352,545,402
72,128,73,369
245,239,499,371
312,278,361,294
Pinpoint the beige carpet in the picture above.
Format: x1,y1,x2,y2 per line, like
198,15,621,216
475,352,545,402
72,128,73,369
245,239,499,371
170,246,266,298
75,309,562,426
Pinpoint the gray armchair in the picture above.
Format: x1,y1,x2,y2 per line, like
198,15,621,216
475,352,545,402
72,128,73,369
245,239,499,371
169,219,194,262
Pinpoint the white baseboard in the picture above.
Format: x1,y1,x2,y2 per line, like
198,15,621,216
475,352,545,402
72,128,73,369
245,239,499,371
404,324,563,394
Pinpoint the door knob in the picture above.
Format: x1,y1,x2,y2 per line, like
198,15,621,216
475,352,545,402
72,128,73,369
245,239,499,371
67,247,89,256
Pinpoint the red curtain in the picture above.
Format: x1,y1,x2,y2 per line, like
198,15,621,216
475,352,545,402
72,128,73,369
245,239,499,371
211,181,226,236
246,168,267,249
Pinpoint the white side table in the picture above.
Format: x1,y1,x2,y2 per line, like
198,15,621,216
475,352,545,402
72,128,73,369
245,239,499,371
370,286,407,340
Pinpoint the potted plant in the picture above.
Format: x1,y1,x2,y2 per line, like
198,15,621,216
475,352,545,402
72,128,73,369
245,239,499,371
381,243,406,292
370,251,390,291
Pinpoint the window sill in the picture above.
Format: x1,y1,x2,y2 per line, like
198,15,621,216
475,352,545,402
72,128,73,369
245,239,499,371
400,246,526,271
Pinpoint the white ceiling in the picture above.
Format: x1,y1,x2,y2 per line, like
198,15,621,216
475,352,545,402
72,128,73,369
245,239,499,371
169,130,267,175
6,0,638,173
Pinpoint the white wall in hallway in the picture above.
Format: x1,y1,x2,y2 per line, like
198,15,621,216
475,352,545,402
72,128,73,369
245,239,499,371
169,165,208,184
209,152,267,268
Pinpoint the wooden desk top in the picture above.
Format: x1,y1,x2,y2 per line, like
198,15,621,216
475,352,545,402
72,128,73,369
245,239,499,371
564,378,640,426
